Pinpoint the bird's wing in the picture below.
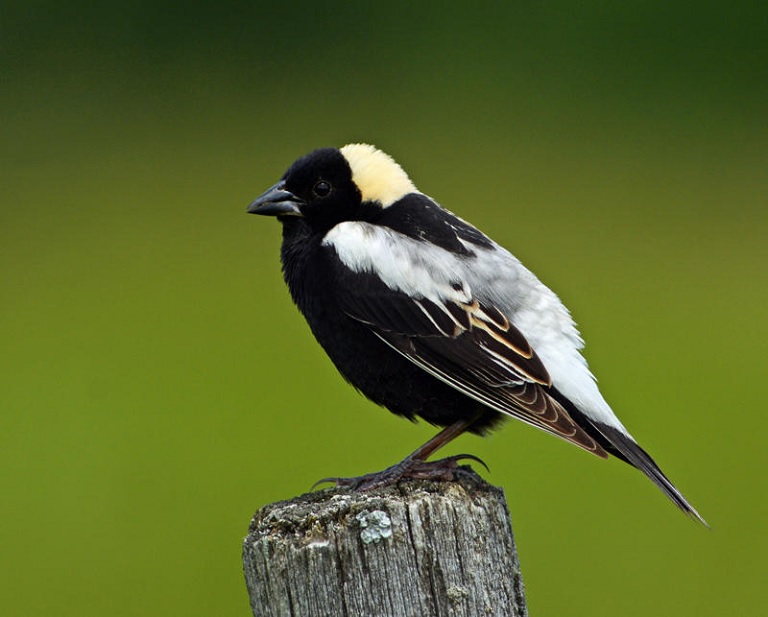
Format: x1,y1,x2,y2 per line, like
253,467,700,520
322,221,608,457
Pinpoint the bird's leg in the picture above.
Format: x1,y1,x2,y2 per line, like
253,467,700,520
314,415,487,491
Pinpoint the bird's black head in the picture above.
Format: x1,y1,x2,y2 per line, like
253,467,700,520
248,144,417,230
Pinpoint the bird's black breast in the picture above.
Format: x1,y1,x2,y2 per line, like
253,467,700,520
277,218,500,432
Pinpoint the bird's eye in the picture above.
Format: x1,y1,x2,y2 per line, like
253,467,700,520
313,180,332,198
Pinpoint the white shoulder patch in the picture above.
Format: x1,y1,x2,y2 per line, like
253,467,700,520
322,221,471,304
339,143,417,207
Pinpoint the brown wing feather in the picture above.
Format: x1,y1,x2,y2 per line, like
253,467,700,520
337,276,607,457
387,330,608,458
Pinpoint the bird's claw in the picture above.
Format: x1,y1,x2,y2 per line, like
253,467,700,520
310,453,489,492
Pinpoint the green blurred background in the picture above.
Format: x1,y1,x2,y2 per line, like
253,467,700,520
2,2,766,615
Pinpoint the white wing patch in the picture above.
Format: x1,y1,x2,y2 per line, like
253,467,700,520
322,220,631,435
323,221,472,305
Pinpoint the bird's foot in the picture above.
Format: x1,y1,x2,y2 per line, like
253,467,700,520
312,454,488,491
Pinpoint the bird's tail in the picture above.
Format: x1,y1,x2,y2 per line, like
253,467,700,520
595,422,709,527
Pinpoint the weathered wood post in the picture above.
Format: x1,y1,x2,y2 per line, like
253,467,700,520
242,469,527,616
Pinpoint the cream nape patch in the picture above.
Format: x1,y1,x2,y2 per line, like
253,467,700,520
340,143,417,207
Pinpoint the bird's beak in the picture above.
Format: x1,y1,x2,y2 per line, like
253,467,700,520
247,182,305,217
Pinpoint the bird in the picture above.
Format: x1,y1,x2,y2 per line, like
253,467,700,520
248,143,706,524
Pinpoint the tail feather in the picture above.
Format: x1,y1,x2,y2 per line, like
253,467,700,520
548,387,708,525
593,421,708,527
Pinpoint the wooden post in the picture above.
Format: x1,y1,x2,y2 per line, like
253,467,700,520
242,469,528,616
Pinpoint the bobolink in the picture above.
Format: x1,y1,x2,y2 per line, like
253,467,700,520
248,143,705,524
